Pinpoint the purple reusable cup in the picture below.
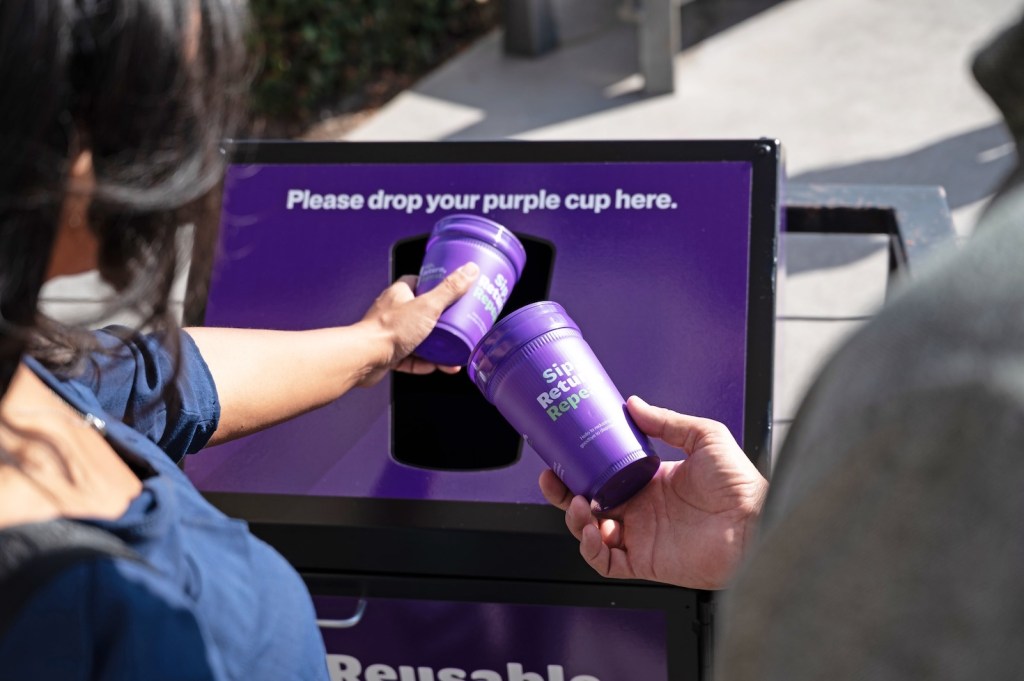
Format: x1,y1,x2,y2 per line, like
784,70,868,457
468,301,660,511
414,214,527,366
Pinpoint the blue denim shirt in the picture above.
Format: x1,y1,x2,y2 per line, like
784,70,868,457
0,329,328,680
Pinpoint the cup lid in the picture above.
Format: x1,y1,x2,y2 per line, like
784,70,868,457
430,214,527,279
468,301,579,397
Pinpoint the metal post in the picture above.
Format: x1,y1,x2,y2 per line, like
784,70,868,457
639,0,681,94
503,0,559,57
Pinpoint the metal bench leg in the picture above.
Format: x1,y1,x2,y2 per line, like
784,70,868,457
503,0,559,57
639,0,681,94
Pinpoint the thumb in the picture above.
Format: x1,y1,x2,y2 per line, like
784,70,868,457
626,395,731,454
418,261,480,315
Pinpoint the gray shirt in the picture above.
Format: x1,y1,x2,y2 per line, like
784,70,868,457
716,185,1024,680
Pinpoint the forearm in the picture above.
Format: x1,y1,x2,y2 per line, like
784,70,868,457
184,263,479,447
184,324,391,445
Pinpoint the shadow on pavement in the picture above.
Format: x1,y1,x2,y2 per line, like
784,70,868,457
791,123,1017,210
422,0,792,141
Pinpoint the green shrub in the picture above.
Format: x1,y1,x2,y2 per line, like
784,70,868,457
248,0,498,134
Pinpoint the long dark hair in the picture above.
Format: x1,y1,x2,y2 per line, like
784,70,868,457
0,0,249,395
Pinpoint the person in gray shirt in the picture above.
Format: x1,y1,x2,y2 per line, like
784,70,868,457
541,9,1024,679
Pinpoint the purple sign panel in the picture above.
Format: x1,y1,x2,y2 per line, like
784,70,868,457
314,595,668,681
185,160,752,503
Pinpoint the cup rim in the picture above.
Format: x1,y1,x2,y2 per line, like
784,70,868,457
429,213,528,279
467,301,579,394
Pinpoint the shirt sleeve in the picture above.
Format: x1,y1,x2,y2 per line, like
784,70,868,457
78,327,221,459
0,558,225,681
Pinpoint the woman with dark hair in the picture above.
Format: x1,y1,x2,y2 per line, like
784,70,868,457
0,2,477,678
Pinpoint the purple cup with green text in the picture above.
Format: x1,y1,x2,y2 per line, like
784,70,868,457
414,214,527,366
468,301,660,511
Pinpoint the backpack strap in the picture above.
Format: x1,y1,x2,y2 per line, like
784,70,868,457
0,518,142,638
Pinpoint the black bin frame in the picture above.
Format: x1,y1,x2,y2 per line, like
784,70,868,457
189,138,795,681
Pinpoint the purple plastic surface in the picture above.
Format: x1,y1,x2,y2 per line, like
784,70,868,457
428,213,527,277
470,302,658,510
185,160,754,504
414,215,525,365
315,594,668,681
469,301,579,390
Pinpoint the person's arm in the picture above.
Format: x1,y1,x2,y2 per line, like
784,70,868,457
186,263,478,446
540,395,768,589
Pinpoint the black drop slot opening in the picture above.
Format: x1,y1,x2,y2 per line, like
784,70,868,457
390,232,556,470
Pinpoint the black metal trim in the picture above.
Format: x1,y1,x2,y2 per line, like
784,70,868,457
744,139,781,476
207,492,621,584
223,138,779,165
784,183,959,275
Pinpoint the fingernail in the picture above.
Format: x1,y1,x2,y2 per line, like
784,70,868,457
458,262,480,278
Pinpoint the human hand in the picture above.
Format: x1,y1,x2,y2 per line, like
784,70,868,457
539,395,768,589
357,262,479,387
